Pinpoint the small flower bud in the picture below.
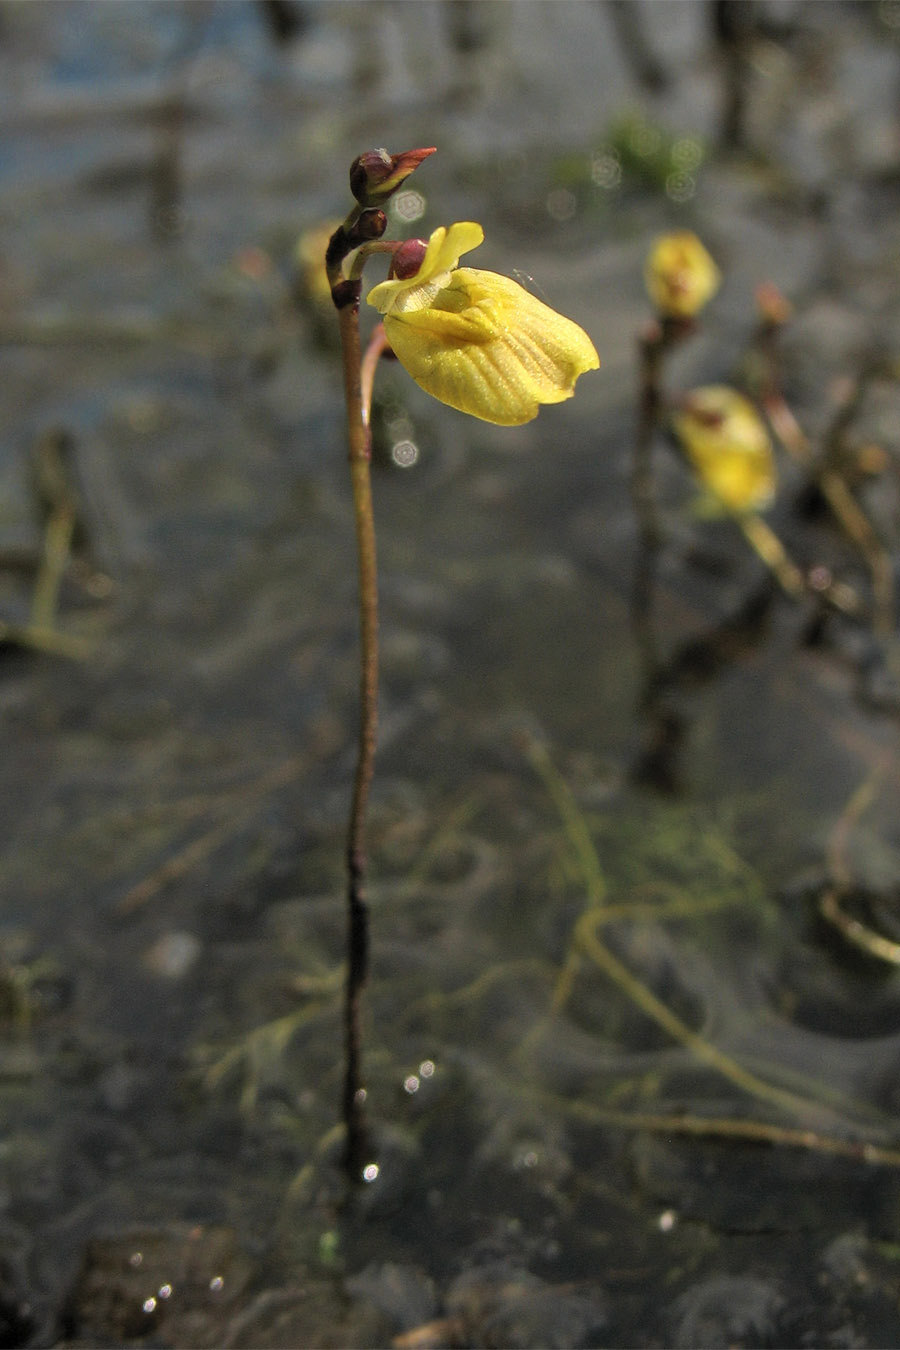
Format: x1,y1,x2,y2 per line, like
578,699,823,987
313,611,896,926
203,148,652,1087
349,146,437,208
645,231,720,320
755,281,792,326
349,149,390,203
390,238,428,280
345,208,388,248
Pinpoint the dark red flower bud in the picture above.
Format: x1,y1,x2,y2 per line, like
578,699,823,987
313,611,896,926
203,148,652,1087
390,238,428,280
349,149,390,203
345,208,387,248
348,146,436,208
330,277,361,311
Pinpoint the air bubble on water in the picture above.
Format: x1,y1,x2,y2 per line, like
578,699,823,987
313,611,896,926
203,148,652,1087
391,439,419,468
546,188,577,221
590,150,622,190
393,190,426,222
665,171,696,202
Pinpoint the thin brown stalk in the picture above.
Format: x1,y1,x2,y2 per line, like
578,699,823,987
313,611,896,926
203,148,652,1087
631,320,668,677
325,190,408,1182
360,323,390,430
334,289,378,1181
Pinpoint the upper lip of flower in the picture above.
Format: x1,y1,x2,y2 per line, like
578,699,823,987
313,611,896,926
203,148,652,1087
367,222,485,315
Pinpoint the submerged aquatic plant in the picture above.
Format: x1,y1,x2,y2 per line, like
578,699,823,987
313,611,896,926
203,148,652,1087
325,146,598,1180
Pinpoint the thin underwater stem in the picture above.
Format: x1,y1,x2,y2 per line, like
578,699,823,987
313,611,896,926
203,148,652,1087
30,505,76,630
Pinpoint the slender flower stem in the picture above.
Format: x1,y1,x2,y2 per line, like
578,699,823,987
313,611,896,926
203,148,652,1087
332,261,378,1181
736,512,805,599
631,320,665,679
323,148,435,1180
631,317,690,682
349,241,400,282
361,324,390,429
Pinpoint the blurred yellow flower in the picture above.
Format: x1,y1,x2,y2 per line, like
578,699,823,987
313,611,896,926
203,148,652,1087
644,230,720,319
672,385,775,513
366,222,599,426
296,220,340,309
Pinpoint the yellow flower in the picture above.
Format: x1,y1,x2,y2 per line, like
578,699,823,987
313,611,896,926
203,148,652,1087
644,231,720,320
296,220,341,309
366,222,599,426
672,386,775,513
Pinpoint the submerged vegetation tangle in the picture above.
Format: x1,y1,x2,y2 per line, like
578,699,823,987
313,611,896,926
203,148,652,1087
325,146,598,1179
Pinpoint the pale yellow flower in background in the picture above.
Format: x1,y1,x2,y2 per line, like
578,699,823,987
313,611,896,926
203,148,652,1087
366,222,599,426
644,230,720,320
672,385,775,513
296,220,340,309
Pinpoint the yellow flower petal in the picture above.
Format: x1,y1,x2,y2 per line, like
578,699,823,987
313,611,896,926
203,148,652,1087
367,222,485,315
381,268,599,425
672,385,775,513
